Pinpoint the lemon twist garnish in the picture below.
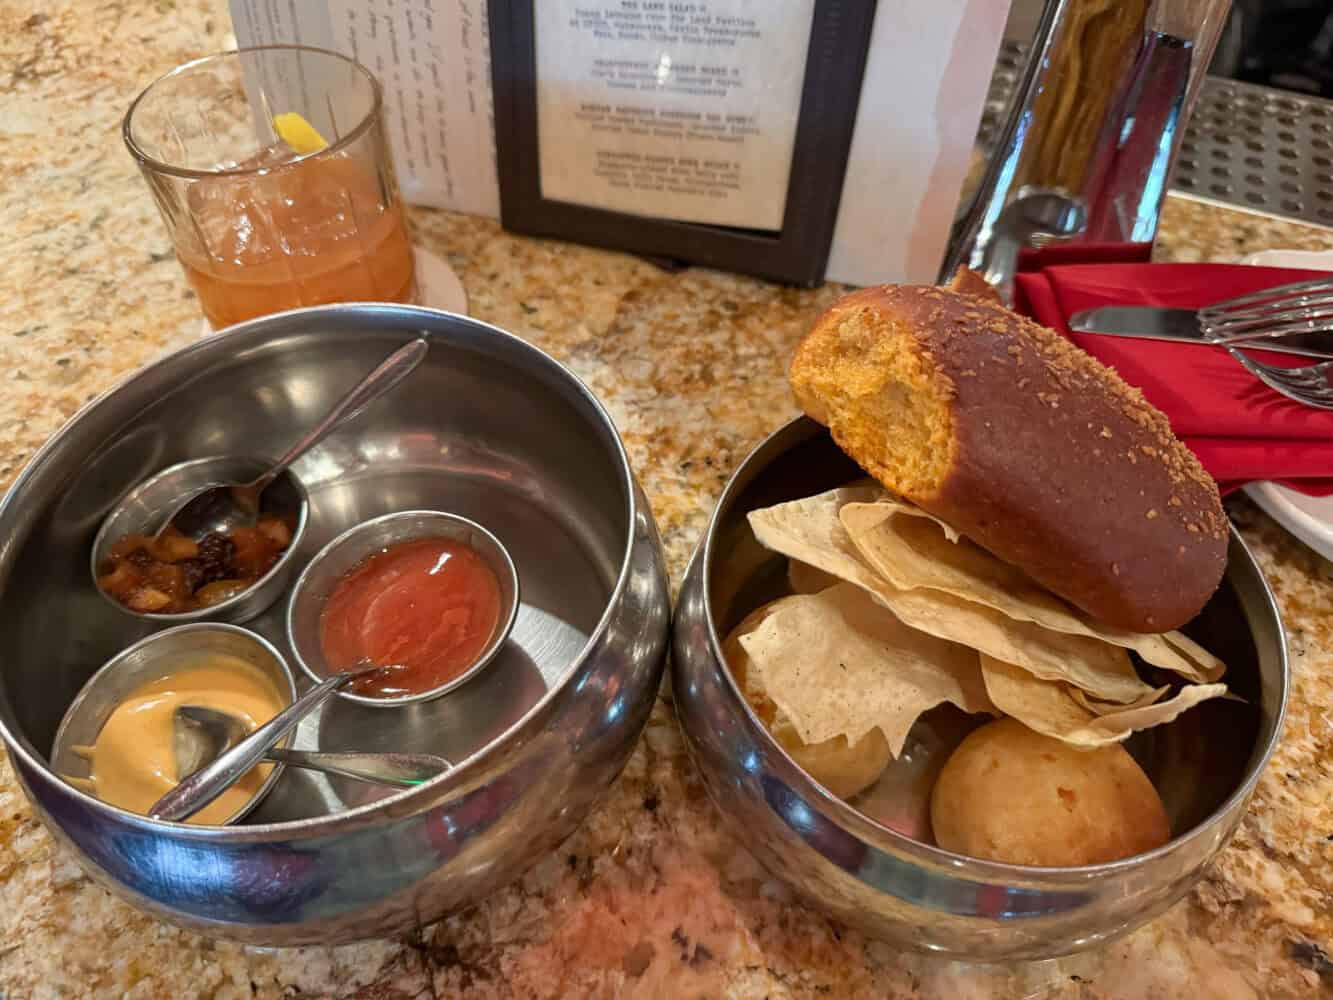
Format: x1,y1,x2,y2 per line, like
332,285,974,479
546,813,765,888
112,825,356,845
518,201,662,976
273,112,329,155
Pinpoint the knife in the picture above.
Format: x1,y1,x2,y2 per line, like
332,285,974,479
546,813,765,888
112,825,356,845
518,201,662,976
1068,306,1333,360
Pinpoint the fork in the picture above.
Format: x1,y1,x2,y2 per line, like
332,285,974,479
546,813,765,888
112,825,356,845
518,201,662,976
1199,277,1333,342
1226,349,1333,409
1198,278,1333,409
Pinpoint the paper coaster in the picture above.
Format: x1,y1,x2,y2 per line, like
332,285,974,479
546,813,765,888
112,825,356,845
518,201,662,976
196,246,469,338
414,246,469,314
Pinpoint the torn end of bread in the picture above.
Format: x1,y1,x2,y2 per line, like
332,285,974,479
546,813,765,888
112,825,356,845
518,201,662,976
789,298,957,501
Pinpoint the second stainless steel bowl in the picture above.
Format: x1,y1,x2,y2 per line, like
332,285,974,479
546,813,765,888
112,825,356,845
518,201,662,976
671,417,1288,961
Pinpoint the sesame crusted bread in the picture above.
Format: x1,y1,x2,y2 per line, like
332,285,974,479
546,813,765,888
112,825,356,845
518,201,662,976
789,284,1227,632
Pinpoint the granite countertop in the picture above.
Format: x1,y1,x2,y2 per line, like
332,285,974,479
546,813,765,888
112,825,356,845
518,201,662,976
2,3,1331,997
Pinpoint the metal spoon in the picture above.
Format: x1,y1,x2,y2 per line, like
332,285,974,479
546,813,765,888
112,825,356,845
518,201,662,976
154,337,429,540
174,705,450,789
149,664,393,821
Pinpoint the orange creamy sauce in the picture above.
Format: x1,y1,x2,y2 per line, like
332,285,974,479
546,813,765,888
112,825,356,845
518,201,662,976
72,657,284,825
319,537,502,697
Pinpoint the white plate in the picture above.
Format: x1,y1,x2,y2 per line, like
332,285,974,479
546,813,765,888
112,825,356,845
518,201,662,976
413,245,469,315
1240,248,1333,560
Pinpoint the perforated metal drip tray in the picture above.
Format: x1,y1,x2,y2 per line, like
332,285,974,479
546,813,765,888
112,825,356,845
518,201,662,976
978,39,1333,228
1175,80,1333,224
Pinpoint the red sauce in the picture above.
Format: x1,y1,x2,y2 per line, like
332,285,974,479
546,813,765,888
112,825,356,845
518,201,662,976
319,537,503,697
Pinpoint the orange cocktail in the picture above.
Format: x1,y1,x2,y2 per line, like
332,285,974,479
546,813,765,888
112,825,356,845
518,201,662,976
178,149,415,327
125,47,415,328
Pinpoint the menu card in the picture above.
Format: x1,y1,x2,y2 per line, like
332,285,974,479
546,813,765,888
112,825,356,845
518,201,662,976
533,1,815,231
230,0,1010,285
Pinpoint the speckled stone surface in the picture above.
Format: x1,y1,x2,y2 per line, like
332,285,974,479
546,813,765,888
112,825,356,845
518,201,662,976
2,3,1332,997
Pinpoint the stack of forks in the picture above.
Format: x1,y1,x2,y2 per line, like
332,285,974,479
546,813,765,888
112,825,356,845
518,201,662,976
1199,280,1333,408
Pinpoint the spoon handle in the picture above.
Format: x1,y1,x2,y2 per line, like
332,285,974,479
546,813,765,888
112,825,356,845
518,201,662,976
264,748,451,787
149,671,354,822
251,337,429,497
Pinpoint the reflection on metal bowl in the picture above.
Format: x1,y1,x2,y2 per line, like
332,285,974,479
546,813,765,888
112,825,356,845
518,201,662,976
671,417,1288,961
0,303,671,944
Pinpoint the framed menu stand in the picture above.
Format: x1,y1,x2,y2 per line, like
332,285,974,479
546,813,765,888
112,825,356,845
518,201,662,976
489,1,877,286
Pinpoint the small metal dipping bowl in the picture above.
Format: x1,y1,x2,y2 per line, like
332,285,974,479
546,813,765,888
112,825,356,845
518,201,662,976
0,304,670,944
287,510,520,706
671,417,1289,962
89,455,309,625
51,623,297,825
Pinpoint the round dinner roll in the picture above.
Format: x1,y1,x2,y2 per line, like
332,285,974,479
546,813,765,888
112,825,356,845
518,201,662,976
723,602,893,799
930,718,1170,866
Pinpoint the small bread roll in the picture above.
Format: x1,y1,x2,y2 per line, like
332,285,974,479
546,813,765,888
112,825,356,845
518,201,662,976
723,604,892,799
930,718,1169,866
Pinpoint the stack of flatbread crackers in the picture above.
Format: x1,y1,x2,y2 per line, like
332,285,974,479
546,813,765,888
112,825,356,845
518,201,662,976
737,484,1228,767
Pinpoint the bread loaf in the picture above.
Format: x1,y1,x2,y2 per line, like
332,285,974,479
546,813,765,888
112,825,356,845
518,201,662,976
789,285,1227,632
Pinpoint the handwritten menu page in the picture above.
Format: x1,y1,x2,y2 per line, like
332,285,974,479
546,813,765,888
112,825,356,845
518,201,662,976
230,0,1009,285
534,1,814,231
230,0,500,216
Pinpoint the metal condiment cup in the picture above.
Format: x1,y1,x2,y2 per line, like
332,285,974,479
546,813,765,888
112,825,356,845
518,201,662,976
90,455,310,625
51,622,298,826
286,510,520,707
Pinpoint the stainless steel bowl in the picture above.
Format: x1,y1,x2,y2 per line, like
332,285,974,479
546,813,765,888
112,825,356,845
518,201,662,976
0,303,670,944
671,417,1288,961
51,623,297,825
287,510,521,706
90,455,309,624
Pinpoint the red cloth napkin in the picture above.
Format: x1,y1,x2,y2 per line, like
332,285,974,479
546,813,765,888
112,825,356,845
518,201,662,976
1013,262,1333,495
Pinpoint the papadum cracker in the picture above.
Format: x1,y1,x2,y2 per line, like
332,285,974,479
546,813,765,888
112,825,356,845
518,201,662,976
840,499,1225,684
979,656,1228,747
878,587,1153,704
1070,687,1157,717
737,582,992,756
724,603,892,798
748,485,886,594
748,490,1155,704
